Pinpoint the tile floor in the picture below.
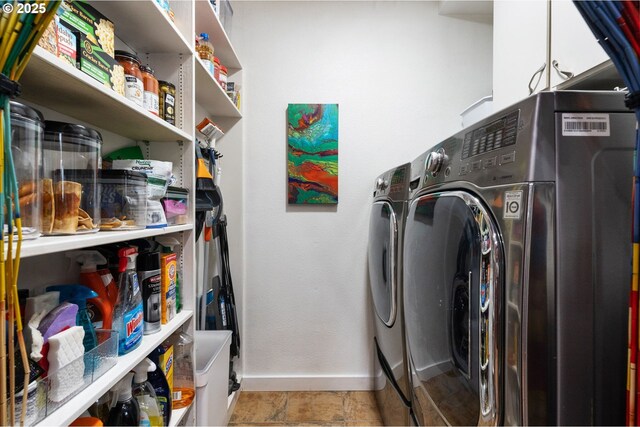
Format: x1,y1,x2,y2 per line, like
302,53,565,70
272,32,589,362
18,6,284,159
229,391,384,426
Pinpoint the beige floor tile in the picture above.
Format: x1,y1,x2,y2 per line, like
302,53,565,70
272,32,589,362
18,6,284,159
343,422,386,427
285,391,347,423
343,392,382,423
229,391,288,424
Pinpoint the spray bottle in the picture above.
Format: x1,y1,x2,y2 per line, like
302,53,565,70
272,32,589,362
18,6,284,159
46,285,98,352
148,347,172,425
107,372,139,426
67,250,118,316
156,237,182,313
113,247,144,355
132,358,163,427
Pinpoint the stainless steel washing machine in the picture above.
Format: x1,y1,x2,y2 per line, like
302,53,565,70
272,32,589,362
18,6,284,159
403,91,636,425
368,163,412,425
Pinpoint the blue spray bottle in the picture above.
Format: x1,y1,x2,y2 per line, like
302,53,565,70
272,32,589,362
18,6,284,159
113,247,144,355
46,284,98,352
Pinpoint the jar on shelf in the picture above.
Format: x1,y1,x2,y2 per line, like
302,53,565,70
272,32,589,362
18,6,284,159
197,33,215,75
213,57,221,84
219,65,227,91
140,65,160,116
43,121,102,235
115,50,144,108
10,101,44,240
159,81,176,126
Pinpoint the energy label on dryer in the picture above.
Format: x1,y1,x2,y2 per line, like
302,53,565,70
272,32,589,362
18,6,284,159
504,191,523,220
562,113,610,136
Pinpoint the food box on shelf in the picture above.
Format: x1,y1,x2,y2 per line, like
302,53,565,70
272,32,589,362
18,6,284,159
56,19,77,68
76,32,118,91
58,1,115,58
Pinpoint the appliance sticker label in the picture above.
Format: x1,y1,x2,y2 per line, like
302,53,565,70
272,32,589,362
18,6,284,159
504,191,523,220
562,113,610,137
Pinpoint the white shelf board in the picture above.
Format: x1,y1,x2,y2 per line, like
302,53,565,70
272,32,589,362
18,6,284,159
20,47,192,143
18,224,193,258
36,310,194,427
95,1,192,54
195,0,242,70
169,405,191,427
195,57,242,119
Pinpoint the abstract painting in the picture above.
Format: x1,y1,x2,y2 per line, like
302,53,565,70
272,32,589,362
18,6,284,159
287,104,339,204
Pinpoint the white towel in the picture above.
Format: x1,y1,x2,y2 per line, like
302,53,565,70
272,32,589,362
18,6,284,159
47,326,85,402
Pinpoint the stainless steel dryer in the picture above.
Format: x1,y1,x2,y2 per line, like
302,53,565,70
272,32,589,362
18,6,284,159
368,163,412,425
403,91,636,426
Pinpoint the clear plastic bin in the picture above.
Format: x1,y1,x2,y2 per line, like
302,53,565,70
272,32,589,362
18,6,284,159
9,329,117,426
43,121,102,235
162,186,189,225
10,101,44,239
99,169,148,230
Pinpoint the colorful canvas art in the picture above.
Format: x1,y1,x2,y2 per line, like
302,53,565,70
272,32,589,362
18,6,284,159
287,104,339,204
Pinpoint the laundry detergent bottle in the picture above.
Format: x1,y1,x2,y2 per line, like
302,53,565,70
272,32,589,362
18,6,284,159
132,358,163,427
107,372,139,426
113,247,144,355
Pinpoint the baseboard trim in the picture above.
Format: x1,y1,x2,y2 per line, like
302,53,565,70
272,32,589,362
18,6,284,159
241,375,375,391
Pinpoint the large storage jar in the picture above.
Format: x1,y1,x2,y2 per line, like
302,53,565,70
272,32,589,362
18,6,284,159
10,101,44,239
43,121,102,235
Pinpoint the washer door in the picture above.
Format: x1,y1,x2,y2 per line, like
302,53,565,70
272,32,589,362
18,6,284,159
404,191,502,426
368,201,398,327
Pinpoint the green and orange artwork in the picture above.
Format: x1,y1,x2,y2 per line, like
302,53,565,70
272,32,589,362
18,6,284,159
287,103,339,204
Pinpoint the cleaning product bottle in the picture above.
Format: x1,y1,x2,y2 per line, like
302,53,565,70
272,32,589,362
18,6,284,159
149,347,172,426
132,359,163,427
113,247,144,355
156,237,182,313
46,285,99,352
98,265,119,308
67,251,115,329
137,251,162,335
107,372,139,426
170,331,195,409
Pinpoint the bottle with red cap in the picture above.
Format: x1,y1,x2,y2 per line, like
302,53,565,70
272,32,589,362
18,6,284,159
113,246,144,355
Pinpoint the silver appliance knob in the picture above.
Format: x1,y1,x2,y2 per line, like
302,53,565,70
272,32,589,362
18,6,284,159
426,149,446,175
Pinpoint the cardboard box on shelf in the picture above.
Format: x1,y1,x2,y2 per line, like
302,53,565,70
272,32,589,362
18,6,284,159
58,1,114,58
56,20,77,68
76,33,117,91
38,17,58,55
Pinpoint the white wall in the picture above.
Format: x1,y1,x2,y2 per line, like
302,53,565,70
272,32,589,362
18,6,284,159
232,0,493,390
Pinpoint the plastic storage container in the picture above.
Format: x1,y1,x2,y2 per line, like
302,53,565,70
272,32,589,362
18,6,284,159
162,186,189,225
100,170,148,230
43,121,102,235
195,330,231,427
10,101,44,240
6,330,117,425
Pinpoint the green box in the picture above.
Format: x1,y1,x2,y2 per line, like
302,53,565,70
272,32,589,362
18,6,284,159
58,1,114,58
76,33,117,90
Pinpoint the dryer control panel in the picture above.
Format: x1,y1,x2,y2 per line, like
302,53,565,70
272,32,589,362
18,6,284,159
373,163,410,201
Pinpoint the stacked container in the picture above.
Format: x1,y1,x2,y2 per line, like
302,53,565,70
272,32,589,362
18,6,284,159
43,121,102,235
10,101,44,239
100,170,148,230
